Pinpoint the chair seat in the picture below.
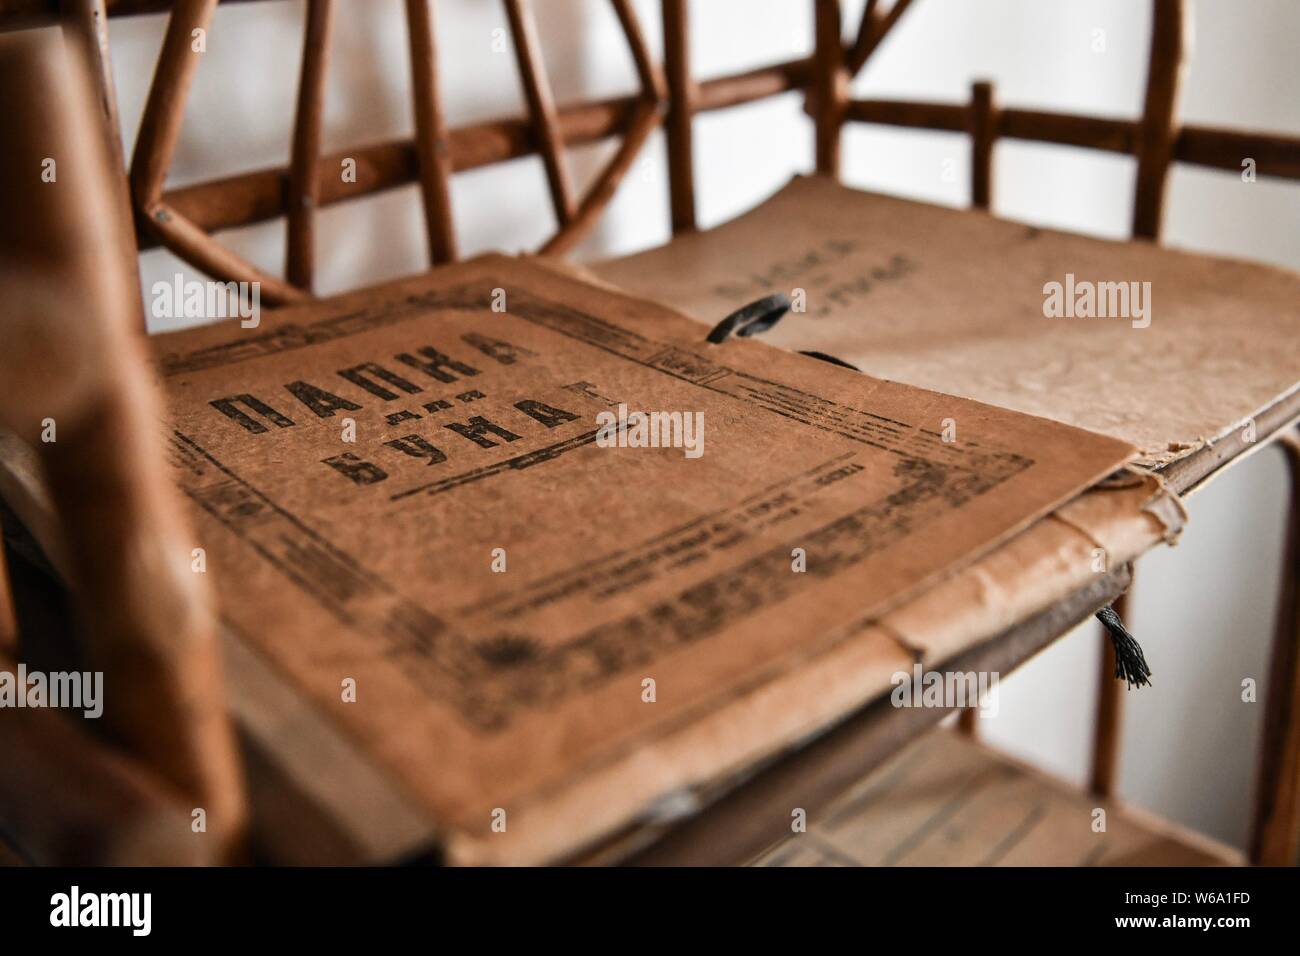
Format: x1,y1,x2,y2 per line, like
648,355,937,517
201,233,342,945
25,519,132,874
752,726,1240,867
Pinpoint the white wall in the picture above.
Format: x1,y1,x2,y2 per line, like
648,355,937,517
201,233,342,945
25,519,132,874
110,0,1299,851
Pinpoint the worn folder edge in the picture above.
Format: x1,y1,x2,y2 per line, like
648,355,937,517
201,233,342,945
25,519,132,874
444,475,1178,864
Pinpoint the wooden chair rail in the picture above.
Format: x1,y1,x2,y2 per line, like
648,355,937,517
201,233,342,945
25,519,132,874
118,0,663,303
3,2,1296,273
99,87,1300,259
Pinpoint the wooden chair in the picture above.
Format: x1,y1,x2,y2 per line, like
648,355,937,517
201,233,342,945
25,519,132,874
0,0,1297,865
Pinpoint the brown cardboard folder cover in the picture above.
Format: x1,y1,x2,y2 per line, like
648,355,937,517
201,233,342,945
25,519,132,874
132,254,1134,862
595,175,1300,469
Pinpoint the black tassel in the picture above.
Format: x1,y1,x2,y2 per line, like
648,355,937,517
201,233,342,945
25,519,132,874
1095,605,1152,688
705,297,862,373
706,293,791,343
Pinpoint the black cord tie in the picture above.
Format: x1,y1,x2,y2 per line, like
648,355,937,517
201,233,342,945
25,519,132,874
705,293,791,343
1095,605,1152,688
705,295,860,371
798,349,860,371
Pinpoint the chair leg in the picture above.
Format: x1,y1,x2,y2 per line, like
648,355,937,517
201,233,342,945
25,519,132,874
1089,586,1129,796
957,705,977,736
0,540,15,656
0,647,204,866
1250,431,1300,865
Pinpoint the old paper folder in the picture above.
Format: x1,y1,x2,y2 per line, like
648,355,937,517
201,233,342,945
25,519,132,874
116,254,1132,864
0,248,1142,863
595,175,1300,471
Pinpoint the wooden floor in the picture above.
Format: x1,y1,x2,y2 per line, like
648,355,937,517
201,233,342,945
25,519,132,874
753,727,1241,867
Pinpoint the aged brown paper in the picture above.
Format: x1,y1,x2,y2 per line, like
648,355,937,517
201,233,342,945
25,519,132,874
594,175,1300,467
150,254,1133,862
